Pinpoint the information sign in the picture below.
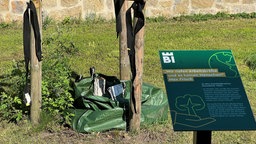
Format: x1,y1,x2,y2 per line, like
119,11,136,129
159,50,256,131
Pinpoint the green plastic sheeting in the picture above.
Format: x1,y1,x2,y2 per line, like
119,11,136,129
69,77,168,133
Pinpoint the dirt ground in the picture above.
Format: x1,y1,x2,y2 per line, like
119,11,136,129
37,127,192,144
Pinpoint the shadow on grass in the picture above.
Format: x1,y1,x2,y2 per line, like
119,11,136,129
0,60,25,93
245,54,256,70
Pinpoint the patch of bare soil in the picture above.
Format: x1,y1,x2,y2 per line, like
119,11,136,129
39,127,179,144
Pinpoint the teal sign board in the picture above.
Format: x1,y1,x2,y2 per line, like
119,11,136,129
159,50,256,131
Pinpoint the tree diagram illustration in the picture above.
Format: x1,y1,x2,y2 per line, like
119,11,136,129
172,94,216,128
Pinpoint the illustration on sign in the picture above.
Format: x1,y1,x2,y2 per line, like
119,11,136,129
208,52,238,78
172,94,216,128
159,50,256,131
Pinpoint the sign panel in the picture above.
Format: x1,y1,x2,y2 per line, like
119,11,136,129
159,50,256,131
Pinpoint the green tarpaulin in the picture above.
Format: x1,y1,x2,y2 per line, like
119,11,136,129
69,77,168,133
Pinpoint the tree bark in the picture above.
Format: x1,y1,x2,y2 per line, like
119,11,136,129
119,1,130,80
129,18,145,132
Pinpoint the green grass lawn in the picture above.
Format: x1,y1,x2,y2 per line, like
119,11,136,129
0,17,256,143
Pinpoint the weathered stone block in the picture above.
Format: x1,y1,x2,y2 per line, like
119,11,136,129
4,13,12,23
106,0,114,10
159,0,173,7
147,0,158,7
98,12,114,20
43,0,57,8
191,0,214,9
61,0,78,7
10,14,23,22
150,9,162,17
230,5,256,13
48,6,82,21
173,0,189,15
224,0,239,3
215,4,228,11
11,1,25,14
242,0,254,4
0,0,9,12
83,0,104,12
0,14,4,23
196,9,218,15
151,9,172,17
161,10,172,17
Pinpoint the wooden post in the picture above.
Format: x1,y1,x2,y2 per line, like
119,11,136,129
129,24,144,132
119,1,130,80
129,1,145,132
30,0,42,125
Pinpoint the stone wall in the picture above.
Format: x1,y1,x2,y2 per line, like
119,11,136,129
1,0,256,23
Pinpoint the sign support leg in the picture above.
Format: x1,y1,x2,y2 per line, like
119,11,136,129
193,131,212,144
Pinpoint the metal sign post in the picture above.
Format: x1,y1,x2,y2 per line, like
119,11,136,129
193,131,212,144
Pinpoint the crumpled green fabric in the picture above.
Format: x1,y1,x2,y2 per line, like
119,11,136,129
69,77,168,133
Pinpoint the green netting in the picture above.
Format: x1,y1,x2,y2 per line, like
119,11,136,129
69,77,168,133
